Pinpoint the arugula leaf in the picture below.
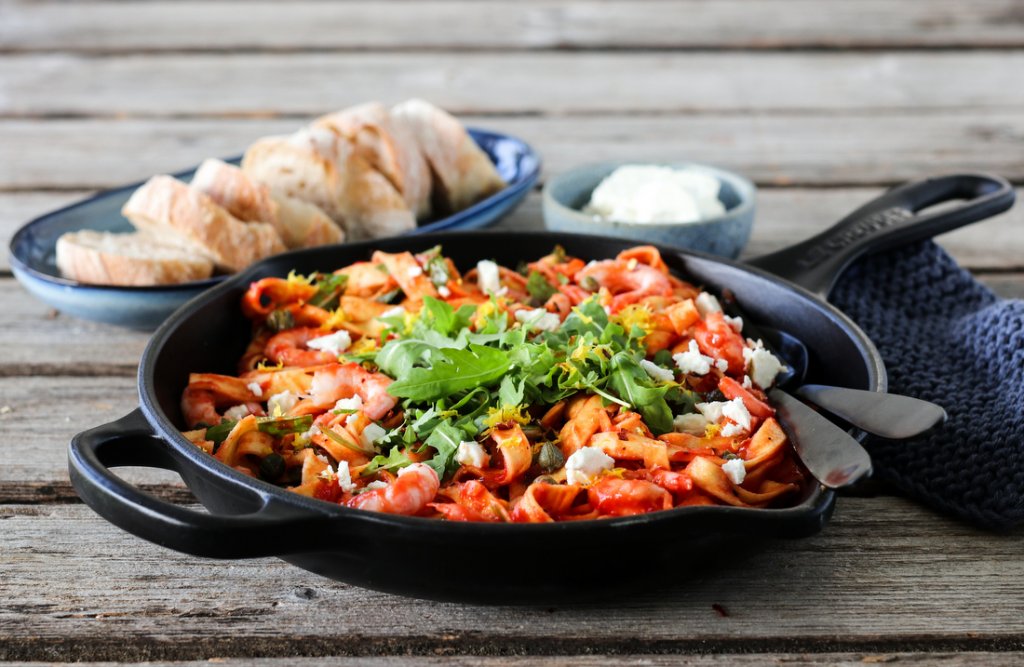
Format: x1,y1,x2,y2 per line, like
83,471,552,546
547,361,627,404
420,296,457,335
308,273,349,310
498,376,526,407
387,344,512,401
606,351,674,434
362,446,415,476
418,421,465,479
375,338,437,378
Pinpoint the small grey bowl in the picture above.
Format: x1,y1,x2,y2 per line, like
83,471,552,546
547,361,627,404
542,161,756,258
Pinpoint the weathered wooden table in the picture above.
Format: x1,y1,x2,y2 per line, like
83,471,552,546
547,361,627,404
3,2,1023,664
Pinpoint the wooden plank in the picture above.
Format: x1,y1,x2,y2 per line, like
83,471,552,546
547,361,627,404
0,280,149,374
978,273,1024,299
4,52,1024,118
0,376,189,503
7,188,1024,274
0,498,1021,662
6,0,1024,52
4,113,1024,191
5,655,1024,666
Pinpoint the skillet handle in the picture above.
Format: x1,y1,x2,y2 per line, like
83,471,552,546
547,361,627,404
68,409,328,558
747,173,1015,298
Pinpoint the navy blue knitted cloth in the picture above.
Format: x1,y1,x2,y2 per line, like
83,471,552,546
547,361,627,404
830,241,1024,530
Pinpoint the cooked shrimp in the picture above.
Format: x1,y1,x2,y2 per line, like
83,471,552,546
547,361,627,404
309,362,397,420
576,259,673,312
346,463,440,515
265,327,340,367
181,373,263,428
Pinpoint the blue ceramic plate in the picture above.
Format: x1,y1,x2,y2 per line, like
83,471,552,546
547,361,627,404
9,128,540,330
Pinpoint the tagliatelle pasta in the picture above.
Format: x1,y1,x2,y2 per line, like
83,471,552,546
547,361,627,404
180,245,808,521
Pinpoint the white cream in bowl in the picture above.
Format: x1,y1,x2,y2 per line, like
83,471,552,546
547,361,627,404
583,165,726,224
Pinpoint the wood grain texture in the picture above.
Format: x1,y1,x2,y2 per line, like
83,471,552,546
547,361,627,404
0,499,1021,661
0,375,189,502
0,281,148,374
3,113,1024,192
5,655,1024,666
6,0,1024,52
4,52,1024,118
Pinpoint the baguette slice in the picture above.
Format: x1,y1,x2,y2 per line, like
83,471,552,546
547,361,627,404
241,128,351,228
271,193,346,248
191,158,278,225
242,127,415,241
192,158,344,249
122,175,285,273
390,98,505,213
314,102,433,219
55,229,214,286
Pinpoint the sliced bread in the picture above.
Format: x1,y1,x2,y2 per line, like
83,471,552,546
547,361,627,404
314,102,433,219
192,158,344,249
55,230,214,286
121,175,285,273
242,127,414,241
390,98,506,213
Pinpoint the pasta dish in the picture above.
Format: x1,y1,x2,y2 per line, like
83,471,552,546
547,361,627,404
181,245,806,521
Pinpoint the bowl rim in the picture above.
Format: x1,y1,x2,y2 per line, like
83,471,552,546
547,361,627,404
542,160,757,229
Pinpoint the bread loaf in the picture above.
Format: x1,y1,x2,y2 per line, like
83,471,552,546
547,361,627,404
314,102,433,219
192,158,344,249
55,230,214,286
242,128,415,241
121,175,285,273
390,99,505,213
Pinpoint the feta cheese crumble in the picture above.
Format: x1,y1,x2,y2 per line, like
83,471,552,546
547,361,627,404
695,292,723,316
438,285,451,298
333,395,363,412
247,382,263,398
381,306,406,319
674,340,715,376
359,422,388,450
673,412,709,435
640,359,675,383
722,458,747,485
695,400,725,423
720,398,752,437
455,440,489,468
267,390,298,416
565,446,615,485
743,340,786,389
724,315,743,332
223,404,251,421
476,259,502,295
514,308,561,332
306,329,352,356
335,460,357,493
407,265,424,278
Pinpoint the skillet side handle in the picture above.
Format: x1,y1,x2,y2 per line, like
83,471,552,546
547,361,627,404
68,409,326,559
747,173,1015,298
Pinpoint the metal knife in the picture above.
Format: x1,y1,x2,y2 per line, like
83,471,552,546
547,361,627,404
768,388,873,489
795,384,947,440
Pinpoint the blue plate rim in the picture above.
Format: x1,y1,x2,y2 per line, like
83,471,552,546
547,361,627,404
8,126,541,294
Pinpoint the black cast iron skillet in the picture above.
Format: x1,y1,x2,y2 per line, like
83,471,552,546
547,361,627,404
68,173,1013,603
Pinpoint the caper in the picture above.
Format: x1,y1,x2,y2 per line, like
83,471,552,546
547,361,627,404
537,442,565,473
